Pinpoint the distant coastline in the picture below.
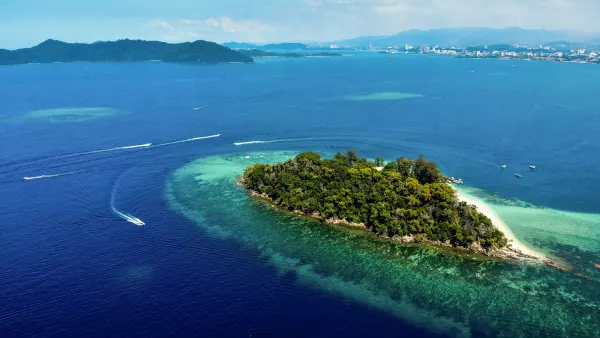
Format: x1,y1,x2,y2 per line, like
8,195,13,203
239,49,343,59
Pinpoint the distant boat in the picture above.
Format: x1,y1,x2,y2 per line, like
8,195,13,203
501,164,507,169
448,177,464,185
529,165,536,170
244,156,251,159
515,173,522,178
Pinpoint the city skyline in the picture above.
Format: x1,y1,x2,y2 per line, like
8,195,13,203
2,0,600,49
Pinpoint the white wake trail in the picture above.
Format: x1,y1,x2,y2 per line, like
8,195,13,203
22,171,79,181
53,133,219,159
153,134,221,147
193,105,210,111
233,138,312,146
110,176,145,227
57,143,152,159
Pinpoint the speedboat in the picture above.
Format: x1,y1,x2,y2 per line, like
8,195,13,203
501,164,507,169
129,217,145,226
515,173,522,178
529,165,536,170
244,156,251,159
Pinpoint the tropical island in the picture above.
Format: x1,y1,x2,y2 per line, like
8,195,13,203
0,39,253,65
242,151,518,256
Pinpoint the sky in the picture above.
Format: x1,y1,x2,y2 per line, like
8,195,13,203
1,0,600,48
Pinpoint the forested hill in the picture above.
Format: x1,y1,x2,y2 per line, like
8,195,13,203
243,151,508,250
0,39,254,65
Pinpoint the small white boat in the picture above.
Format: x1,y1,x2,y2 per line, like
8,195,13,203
244,156,251,159
129,217,145,226
529,165,536,170
259,155,265,158
515,173,522,178
501,164,507,169
448,177,464,185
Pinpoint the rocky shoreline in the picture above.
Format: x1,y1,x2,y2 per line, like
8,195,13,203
240,180,549,264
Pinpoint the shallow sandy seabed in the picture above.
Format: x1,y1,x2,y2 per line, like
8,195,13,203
165,151,600,337
15,107,121,123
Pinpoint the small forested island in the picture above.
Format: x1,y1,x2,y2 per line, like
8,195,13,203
0,39,253,65
242,151,509,252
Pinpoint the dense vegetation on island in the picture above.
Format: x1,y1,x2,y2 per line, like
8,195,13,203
0,39,253,65
243,151,508,249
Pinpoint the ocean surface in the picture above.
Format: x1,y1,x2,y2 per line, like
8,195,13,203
1,54,599,337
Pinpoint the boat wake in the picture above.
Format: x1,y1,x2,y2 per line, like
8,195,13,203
193,105,210,111
22,171,79,181
152,134,221,147
110,174,145,227
59,134,220,156
57,143,152,159
233,138,308,146
2,135,221,178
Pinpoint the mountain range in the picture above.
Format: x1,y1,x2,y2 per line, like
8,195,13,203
331,27,600,48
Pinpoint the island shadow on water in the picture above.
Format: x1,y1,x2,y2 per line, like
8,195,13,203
166,151,600,338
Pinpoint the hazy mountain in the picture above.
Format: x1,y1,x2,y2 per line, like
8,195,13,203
0,39,253,65
260,43,309,50
222,42,259,49
239,49,342,58
333,27,600,48
224,42,309,50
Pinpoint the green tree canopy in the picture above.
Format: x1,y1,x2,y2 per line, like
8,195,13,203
243,151,507,250
296,152,321,162
413,155,443,184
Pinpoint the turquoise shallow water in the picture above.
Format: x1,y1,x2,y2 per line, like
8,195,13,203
166,151,600,338
2,55,600,337
456,186,600,268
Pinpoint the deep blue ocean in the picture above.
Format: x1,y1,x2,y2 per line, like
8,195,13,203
1,54,599,337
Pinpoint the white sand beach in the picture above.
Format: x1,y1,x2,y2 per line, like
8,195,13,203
454,188,546,260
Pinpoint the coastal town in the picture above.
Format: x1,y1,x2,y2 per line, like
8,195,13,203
365,42,600,64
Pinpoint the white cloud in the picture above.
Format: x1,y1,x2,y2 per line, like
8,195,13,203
2,0,600,48
151,16,277,42
149,0,600,43
150,19,176,34
181,17,270,34
299,0,600,33
306,0,356,11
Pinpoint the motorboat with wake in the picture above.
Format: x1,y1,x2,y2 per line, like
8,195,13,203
128,216,145,226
